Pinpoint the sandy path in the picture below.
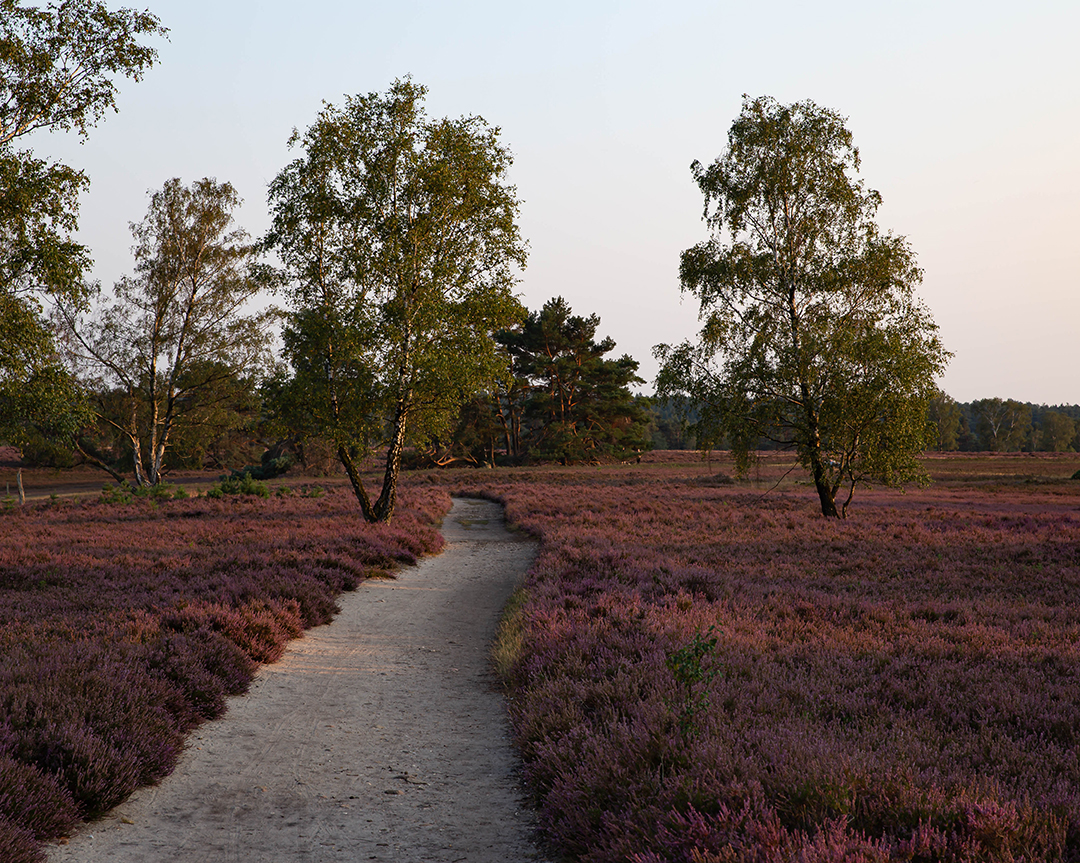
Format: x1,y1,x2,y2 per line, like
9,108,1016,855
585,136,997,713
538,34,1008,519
49,497,548,863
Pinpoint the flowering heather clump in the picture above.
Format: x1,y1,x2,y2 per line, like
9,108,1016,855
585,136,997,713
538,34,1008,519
0,484,447,854
449,454,1080,862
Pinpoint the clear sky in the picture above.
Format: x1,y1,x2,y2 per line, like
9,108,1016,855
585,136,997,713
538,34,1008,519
34,0,1080,404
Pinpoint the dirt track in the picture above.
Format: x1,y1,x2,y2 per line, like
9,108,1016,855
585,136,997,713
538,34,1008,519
48,497,549,862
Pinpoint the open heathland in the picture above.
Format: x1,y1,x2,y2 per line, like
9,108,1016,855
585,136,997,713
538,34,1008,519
443,451,1080,862
0,485,447,862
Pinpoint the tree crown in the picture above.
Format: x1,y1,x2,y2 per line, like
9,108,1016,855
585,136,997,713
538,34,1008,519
658,95,949,516
0,0,166,146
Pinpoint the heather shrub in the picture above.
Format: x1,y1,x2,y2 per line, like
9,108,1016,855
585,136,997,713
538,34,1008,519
0,815,44,863
1,645,188,802
142,629,254,721
452,460,1080,861
16,720,143,815
0,754,79,840
0,483,449,855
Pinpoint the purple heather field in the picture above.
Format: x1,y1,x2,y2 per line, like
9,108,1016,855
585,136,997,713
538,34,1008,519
0,484,447,863
4,452,1080,862
447,451,1080,862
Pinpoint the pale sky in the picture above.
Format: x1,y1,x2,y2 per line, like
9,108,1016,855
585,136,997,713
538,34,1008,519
34,0,1080,404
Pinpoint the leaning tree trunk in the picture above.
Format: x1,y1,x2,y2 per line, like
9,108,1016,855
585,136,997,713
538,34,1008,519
131,434,149,488
338,445,378,522
74,442,127,485
372,399,410,524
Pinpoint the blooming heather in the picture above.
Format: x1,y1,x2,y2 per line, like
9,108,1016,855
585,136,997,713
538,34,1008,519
0,485,447,859
446,453,1080,862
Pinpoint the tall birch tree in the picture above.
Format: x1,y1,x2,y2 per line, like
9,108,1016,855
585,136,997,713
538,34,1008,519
263,79,526,523
656,96,949,518
62,178,275,485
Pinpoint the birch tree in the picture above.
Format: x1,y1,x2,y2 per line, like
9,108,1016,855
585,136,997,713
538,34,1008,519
263,79,526,523
656,96,949,518
0,0,164,447
62,178,275,485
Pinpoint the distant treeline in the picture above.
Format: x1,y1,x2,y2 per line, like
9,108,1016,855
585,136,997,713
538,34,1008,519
647,396,1080,453
927,397,1080,453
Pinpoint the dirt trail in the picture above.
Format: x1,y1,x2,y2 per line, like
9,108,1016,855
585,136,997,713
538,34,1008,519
48,497,549,863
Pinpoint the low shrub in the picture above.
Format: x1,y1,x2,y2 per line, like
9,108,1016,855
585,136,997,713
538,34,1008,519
452,461,1080,861
0,815,44,863
100,482,188,504
0,484,449,856
227,454,293,482
18,721,143,815
0,755,79,840
206,472,270,498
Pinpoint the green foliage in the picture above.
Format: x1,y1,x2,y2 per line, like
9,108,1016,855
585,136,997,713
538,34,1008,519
0,0,164,451
267,482,323,499
427,297,652,466
206,471,269,499
656,96,949,517
1039,410,1076,453
0,150,90,302
0,291,93,449
157,364,264,470
970,397,1032,452
99,480,184,504
503,297,651,464
928,391,961,451
99,482,133,504
264,78,527,522
666,625,722,738
438,296,648,467
950,400,1080,452
227,454,291,482
648,396,698,450
61,178,277,488
0,0,166,146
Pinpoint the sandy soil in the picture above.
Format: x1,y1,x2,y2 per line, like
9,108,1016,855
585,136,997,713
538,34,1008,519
48,497,550,863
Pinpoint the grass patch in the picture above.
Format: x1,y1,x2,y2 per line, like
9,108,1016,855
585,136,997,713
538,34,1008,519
491,587,530,680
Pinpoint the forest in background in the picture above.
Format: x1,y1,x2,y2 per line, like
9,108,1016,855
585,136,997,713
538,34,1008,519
11,388,1080,476
649,396,1080,454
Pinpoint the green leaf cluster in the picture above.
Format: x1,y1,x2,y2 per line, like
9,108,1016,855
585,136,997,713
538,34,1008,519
264,79,527,522
497,297,651,464
657,96,950,517
206,471,270,499
666,625,722,738
0,0,164,450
